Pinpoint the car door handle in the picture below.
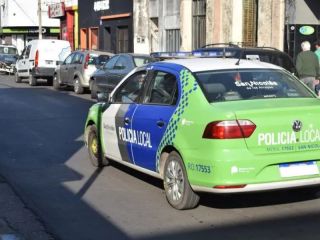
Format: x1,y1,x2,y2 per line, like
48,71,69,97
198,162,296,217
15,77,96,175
157,120,165,128
124,117,131,125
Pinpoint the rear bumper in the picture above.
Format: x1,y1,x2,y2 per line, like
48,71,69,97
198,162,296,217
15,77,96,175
31,67,55,77
192,177,320,193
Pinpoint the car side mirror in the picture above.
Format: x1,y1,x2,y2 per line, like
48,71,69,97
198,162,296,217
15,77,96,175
97,92,110,103
56,61,63,65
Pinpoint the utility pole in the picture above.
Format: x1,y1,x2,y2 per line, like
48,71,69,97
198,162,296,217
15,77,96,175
38,0,42,39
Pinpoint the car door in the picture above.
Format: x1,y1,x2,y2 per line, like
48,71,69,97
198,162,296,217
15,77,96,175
16,45,31,78
101,70,148,163
130,69,179,171
59,53,74,84
68,52,82,85
95,55,119,92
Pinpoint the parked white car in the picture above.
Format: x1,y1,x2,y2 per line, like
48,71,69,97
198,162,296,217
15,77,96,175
15,39,71,86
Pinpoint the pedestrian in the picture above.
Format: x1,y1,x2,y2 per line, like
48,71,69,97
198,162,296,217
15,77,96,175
314,40,320,95
296,41,320,93
315,40,320,63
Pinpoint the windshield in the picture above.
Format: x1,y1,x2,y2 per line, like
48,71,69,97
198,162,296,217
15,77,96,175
133,56,155,67
0,46,17,55
195,69,314,103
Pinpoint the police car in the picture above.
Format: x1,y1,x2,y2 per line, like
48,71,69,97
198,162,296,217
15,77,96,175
84,57,320,209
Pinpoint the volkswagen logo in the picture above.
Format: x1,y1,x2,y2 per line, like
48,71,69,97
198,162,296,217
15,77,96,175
292,120,302,132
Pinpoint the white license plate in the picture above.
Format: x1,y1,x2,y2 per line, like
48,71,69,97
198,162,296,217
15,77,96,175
279,161,319,178
45,60,53,64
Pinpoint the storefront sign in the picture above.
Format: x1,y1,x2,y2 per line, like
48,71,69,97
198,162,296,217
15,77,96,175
0,27,60,34
299,26,315,35
94,0,110,11
49,3,65,18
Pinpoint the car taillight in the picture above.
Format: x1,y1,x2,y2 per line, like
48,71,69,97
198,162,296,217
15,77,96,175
203,120,256,139
35,50,39,67
84,54,90,69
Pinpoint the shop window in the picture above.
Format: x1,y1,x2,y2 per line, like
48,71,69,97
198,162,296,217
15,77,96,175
90,28,99,50
117,26,129,53
80,28,87,50
192,0,206,49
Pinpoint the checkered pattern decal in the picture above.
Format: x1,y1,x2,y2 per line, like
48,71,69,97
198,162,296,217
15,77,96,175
156,69,199,170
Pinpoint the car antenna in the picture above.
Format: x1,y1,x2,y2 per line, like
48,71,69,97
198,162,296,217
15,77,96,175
235,47,244,66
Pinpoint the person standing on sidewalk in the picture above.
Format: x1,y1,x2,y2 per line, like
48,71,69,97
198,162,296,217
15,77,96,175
315,40,320,63
296,41,320,92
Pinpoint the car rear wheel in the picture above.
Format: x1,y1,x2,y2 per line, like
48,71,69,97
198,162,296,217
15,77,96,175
74,77,84,94
53,74,61,90
47,77,53,86
163,151,200,209
28,74,37,86
87,125,109,168
15,72,22,83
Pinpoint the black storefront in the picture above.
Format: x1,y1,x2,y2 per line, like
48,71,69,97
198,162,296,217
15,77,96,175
78,0,133,53
284,24,320,62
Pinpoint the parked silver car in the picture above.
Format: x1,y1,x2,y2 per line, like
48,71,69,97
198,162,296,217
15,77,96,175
53,50,113,94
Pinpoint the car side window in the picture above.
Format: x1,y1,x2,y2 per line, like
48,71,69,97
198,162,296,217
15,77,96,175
114,56,127,70
145,71,178,105
113,71,147,104
20,47,26,59
71,53,82,64
64,53,74,65
104,56,119,70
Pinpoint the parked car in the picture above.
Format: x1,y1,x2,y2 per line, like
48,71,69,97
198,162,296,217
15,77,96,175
192,43,297,75
89,53,156,98
84,57,320,209
53,50,113,94
15,39,71,86
0,44,18,74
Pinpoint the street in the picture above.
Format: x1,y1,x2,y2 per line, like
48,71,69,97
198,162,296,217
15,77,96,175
1,74,320,240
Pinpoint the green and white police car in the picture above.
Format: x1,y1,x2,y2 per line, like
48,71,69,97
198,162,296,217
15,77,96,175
84,57,320,209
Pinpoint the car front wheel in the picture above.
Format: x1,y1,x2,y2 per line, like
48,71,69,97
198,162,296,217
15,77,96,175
87,125,109,168
53,74,61,90
163,151,200,210
90,80,98,99
15,72,22,83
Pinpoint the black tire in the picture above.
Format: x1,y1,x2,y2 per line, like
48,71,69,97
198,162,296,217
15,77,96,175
163,151,200,210
47,77,53,86
74,77,84,94
15,72,22,83
53,74,61,90
87,125,109,168
28,74,36,86
90,81,98,99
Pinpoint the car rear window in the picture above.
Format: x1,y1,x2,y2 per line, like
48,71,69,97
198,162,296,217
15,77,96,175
133,56,155,67
88,54,110,66
195,69,314,103
0,46,17,55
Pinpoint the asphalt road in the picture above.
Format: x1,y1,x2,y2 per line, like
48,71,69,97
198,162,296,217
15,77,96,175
1,74,320,240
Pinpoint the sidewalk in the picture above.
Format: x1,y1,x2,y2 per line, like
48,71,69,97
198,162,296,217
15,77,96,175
0,175,54,240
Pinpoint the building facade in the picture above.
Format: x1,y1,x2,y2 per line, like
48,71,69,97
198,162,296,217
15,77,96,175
0,0,60,53
48,0,78,50
78,0,133,53
135,0,286,53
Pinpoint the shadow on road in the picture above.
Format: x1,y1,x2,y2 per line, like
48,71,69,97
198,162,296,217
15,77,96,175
0,82,320,240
